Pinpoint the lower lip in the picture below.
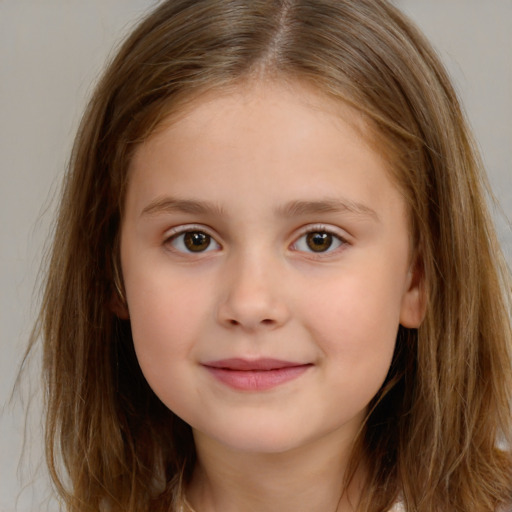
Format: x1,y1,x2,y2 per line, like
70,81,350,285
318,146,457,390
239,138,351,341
204,365,311,391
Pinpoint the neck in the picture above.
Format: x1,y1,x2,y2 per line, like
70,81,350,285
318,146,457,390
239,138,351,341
186,429,365,512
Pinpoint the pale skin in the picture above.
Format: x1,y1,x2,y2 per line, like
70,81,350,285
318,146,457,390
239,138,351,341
119,80,424,512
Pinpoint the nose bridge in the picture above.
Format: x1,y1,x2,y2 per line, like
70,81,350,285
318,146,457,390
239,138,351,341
217,245,289,331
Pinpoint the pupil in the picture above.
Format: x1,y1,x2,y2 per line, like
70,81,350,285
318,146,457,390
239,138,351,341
306,232,332,252
184,232,210,252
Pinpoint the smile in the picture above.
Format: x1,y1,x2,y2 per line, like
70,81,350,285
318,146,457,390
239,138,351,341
202,358,313,391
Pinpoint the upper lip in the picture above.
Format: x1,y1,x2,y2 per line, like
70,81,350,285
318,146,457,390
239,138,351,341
202,358,309,371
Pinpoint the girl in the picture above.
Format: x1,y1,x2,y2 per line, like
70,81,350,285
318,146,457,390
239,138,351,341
30,0,512,511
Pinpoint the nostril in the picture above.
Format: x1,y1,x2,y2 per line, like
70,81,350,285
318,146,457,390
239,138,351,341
226,318,274,327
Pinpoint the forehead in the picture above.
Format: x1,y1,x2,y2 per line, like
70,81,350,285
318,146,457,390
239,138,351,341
125,80,406,226
132,80,380,167
142,79,376,154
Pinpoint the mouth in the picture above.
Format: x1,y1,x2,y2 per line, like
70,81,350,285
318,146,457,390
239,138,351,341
202,358,313,391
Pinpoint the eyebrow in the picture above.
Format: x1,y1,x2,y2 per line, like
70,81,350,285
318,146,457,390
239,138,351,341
141,196,379,222
141,197,225,217
277,198,380,222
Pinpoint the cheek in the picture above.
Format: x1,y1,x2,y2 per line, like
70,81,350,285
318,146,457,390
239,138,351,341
307,272,401,414
125,271,208,387
301,259,405,363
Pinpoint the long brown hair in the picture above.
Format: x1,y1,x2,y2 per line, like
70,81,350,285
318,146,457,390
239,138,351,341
29,0,512,510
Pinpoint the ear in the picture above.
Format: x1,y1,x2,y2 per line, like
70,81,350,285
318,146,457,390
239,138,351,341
109,250,130,319
110,291,130,319
399,251,426,328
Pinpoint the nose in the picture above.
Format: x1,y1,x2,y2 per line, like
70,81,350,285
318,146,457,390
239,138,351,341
216,253,291,332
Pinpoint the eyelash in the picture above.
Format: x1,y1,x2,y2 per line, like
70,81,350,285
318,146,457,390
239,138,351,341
164,224,348,256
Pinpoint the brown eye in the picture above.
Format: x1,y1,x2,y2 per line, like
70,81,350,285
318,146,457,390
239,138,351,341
183,231,212,252
306,232,334,252
292,229,344,254
168,230,220,253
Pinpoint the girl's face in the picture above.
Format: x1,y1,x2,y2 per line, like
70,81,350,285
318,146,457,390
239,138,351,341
120,81,423,455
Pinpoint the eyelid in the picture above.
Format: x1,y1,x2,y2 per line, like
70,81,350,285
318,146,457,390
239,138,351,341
295,223,350,240
163,223,217,239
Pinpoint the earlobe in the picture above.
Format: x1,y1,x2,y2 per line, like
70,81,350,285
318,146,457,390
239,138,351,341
399,252,427,328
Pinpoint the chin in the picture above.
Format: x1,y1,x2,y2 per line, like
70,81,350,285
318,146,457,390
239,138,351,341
216,433,306,455
194,417,330,456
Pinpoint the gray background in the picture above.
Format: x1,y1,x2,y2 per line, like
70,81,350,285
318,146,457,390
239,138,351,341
1,1,511,511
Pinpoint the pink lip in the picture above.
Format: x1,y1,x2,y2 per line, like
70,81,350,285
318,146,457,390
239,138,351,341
202,358,312,391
